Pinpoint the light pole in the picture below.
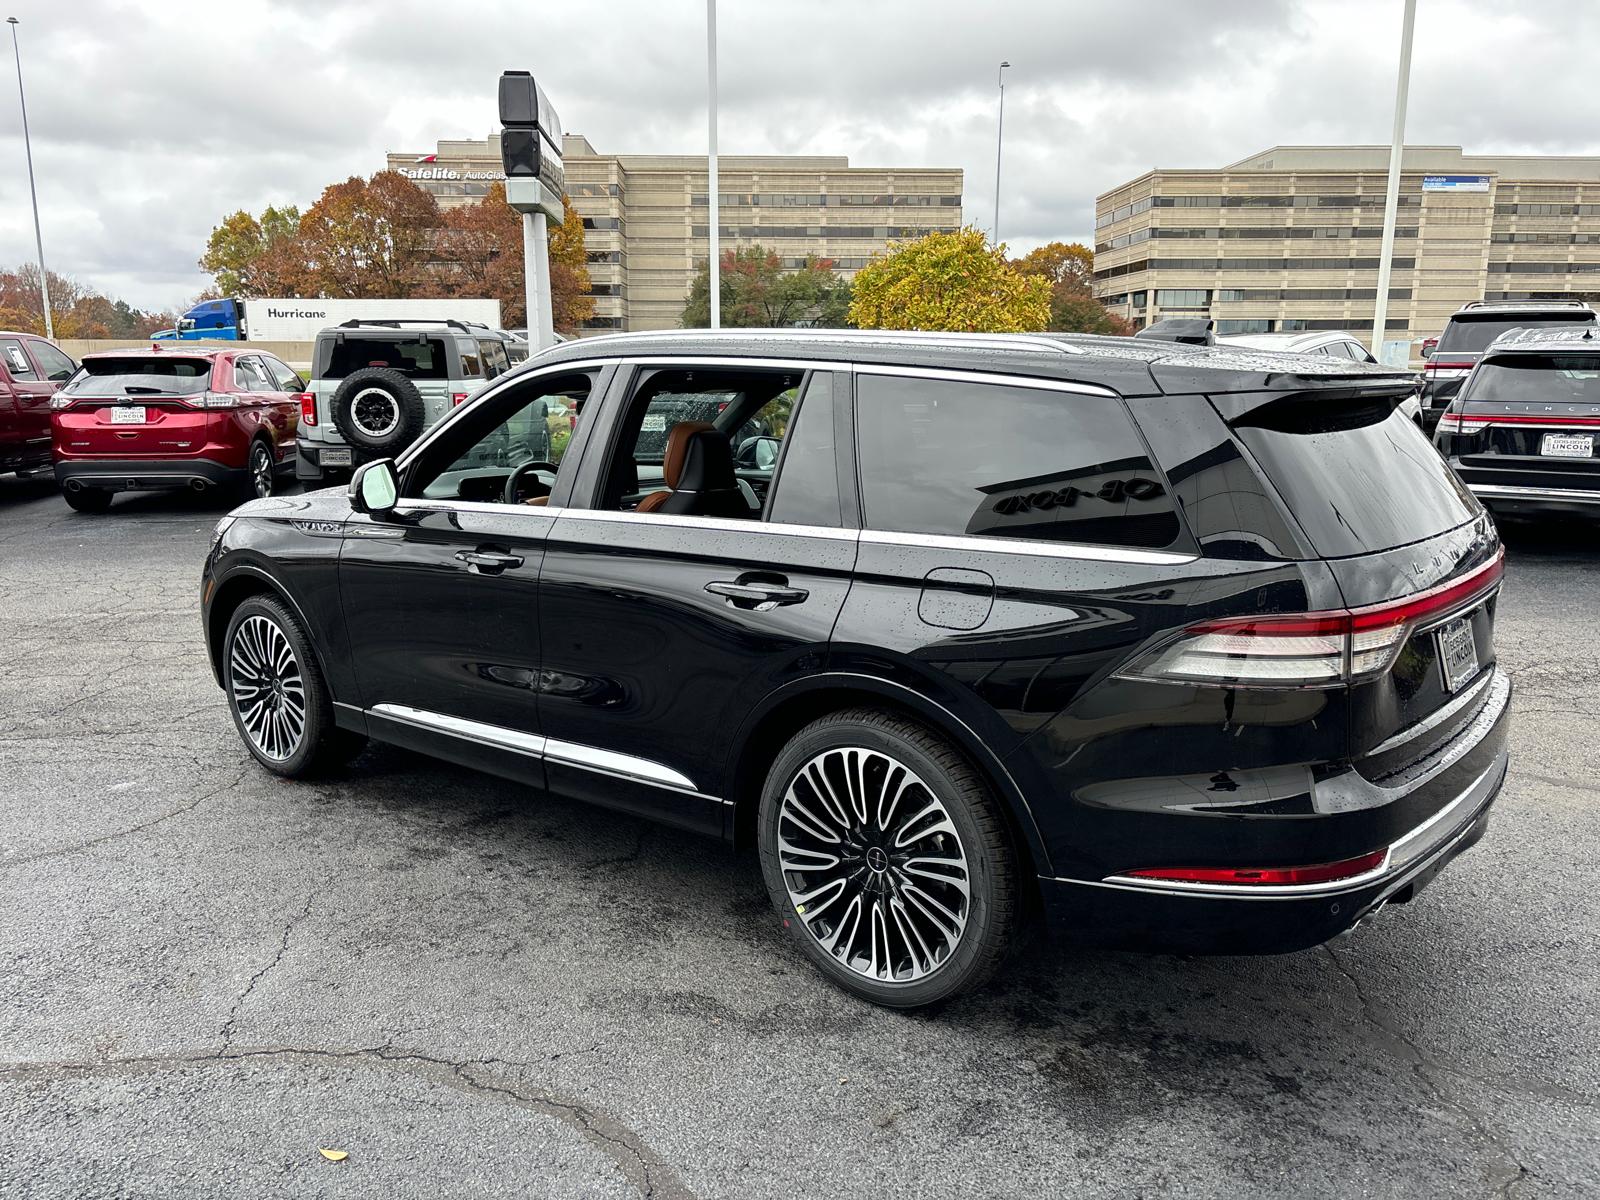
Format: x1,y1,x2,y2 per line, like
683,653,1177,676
706,0,720,329
7,17,51,340
993,61,1009,247
1371,0,1416,365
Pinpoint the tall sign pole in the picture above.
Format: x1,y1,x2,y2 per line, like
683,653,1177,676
707,0,721,328
7,18,51,340
1372,0,1416,365
500,71,566,352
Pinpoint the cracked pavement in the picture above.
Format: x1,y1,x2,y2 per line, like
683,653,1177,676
1,476,1597,1198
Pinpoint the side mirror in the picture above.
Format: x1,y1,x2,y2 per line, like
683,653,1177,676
349,458,398,516
753,436,782,470
1421,338,1437,359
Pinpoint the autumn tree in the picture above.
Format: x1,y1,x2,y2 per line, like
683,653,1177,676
1011,240,1134,335
200,205,306,296
296,171,444,298
0,264,170,338
849,227,1049,333
681,247,852,328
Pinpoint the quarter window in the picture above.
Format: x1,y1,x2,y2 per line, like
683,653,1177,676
766,373,841,528
30,340,76,382
854,374,1183,550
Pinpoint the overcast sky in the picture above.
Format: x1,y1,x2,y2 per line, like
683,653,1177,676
3,0,1599,313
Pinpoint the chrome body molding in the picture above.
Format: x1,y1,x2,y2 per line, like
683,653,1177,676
368,703,713,800
851,363,1115,396
1084,746,1507,901
1469,483,1600,505
553,507,861,543
858,527,1197,566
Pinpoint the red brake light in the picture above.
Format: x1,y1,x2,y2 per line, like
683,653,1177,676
1117,551,1503,689
299,392,316,426
1125,848,1388,886
452,393,469,406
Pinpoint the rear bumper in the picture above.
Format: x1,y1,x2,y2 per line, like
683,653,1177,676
1039,745,1507,955
1468,482,1600,520
54,457,245,493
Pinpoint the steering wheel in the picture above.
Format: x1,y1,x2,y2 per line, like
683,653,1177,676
504,460,558,505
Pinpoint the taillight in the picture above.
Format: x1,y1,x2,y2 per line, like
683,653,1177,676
202,391,238,409
50,392,75,409
1437,411,1489,435
452,392,469,406
1117,550,1503,690
1123,848,1388,887
299,392,316,426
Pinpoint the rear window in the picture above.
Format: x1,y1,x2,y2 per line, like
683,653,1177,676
322,337,450,380
63,357,212,397
1436,314,1595,354
854,373,1183,550
1232,403,1477,559
1461,355,1600,403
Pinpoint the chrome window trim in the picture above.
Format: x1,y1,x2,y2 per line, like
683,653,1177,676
564,328,1086,356
858,527,1197,566
367,702,715,800
552,506,860,543
852,363,1118,397
393,497,563,521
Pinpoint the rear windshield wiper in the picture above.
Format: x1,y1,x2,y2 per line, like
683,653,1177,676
121,385,177,394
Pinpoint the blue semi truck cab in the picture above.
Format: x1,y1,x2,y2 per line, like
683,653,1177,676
150,298,244,340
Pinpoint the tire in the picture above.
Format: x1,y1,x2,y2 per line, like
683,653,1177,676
239,439,276,504
757,708,1017,1008
62,486,113,513
330,368,427,456
222,594,366,777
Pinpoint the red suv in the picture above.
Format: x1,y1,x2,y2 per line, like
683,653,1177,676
51,347,304,512
0,331,77,477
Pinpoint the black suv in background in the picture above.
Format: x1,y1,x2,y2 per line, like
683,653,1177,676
1436,324,1600,521
202,330,1510,1007
1420,300,1596,430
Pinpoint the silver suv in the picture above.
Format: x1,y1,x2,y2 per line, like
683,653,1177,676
295,320,523,485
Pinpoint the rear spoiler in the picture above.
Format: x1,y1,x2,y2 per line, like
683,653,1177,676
1149,359,1416,401
1216,384,1417,432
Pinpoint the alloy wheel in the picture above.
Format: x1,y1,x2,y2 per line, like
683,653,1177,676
777,747,971,984
250,443,274,498
229,615,308,762
351,388,401,438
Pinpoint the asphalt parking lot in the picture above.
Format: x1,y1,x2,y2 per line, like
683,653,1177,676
1,475,1596,1200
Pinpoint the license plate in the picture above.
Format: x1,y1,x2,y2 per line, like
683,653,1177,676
1437,616,1479,693
641,414,667,432
110,406,146,425
320,446,352,466
1541,432,1593,458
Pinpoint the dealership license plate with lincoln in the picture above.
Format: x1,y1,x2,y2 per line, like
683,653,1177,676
111,406,146,425
1541,432,1593,458
1437,616,1478,692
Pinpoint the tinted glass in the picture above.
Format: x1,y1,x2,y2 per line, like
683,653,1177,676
63,357,212,397
1437,315,1595,354
767,373,841,528
235,357,272,392
31,340,76,381
0,339,37,380
264,357,304,391
854,374,1182,549
1462,356,1600,403
325,337,450,379
1233,410,1477,558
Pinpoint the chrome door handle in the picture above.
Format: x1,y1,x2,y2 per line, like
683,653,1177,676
705,580,809,611
455,549,524,573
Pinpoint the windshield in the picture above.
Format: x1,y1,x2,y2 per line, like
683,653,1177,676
1461,355,1600,404
63,358,212,397
1436,314,1595,355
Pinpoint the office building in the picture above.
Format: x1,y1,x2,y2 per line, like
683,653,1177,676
388,135,963,334
1093,145,1600,357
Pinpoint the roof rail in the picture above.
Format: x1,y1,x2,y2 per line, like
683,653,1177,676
335,318,475,332
1460,299,1594,311
557,327,1086,355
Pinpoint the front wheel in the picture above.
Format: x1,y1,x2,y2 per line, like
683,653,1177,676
223,595,364,777
758,708,1017,1008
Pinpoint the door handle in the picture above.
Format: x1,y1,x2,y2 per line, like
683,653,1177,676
455,549,525,573
705,579,809,611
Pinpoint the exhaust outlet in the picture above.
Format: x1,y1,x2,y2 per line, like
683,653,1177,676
190,478,208,492
65,479,83,493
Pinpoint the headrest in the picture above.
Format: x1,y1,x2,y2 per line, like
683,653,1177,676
674,428,735,494
662,420,713,489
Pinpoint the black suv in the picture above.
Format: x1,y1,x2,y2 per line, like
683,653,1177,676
1420,299,1597,430
1436,324,1600,520
202,330,1510,1007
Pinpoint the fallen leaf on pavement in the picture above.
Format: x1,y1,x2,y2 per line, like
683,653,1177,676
319,1149,349,1162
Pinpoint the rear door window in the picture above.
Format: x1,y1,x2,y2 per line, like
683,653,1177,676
324,337,450,380
1232,402,1477,558
0,339,38,380
1437,314,1596,354
853,372,1183,550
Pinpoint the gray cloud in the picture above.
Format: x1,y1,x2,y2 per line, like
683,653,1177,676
1,0,1597,312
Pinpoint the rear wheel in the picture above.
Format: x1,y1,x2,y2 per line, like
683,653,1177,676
223,595,366,777
240,440,276,503
758,708,1017,1008
62,486,113,513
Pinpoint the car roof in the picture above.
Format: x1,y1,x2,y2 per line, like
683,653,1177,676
1483,325,1600,354
1448,300,1596,319
80,347,238,361
1218,331,1355,350
516,328,1413,398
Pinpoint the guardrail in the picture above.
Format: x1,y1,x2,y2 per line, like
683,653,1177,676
57,339,317,371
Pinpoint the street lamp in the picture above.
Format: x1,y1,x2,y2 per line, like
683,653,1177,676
993,61,1010,247
706,0,720,329
1371,0,1416,365
7,17,52,340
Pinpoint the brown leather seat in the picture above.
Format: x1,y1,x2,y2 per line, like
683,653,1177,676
635,421,712,513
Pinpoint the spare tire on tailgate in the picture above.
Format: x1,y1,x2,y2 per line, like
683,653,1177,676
330,368,428,456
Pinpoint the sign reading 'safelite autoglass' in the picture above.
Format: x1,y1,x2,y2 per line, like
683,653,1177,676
1422,175,1492,192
